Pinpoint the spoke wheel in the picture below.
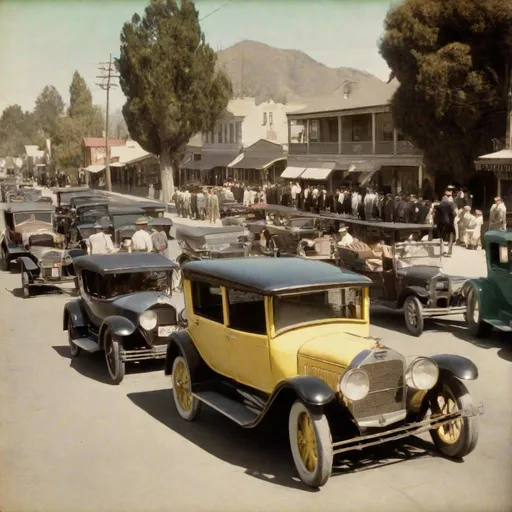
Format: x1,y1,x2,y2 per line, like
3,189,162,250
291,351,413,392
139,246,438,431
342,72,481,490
466,288,492,338
1,246,8,271
288,400,332,488
429,375,479,458
104,330,125,385
21,271,30,299
171,356,201,421
67,316,81,358
404,295,424,337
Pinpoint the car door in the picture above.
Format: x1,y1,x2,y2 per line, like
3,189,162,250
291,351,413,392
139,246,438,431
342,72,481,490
488,242,512,306
186,279,231,377
224,287,273,393
79,270,116,329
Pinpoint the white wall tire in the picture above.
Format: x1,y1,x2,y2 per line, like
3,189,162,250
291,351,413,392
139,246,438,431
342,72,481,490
172,356,201,421
288,400,333,488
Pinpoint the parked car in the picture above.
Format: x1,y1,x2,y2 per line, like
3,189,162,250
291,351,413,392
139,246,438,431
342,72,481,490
337,240,467,336
138,202,167,219
63,253,181,384
465,230,512,337
53,187,99,234
67,200,110,246
165,257,482,488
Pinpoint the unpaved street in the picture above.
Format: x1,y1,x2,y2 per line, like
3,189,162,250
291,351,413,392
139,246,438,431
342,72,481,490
1,226,511,512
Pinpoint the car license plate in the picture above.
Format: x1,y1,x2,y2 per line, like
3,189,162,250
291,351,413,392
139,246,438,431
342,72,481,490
51,268,60,278
158,325,176,337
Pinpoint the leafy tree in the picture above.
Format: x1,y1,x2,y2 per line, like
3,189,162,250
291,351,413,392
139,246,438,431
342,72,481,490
34,85,65,139
117,0,233,201
68,71,104,134
379,0,512,182
0,105,41,157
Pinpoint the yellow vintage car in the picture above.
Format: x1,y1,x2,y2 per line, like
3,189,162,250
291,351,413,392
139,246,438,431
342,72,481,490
165,257,482,488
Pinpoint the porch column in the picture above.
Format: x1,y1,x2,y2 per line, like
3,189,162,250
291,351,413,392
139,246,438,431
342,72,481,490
306,119,310,154
287,119,291,149
393,128,398,155
372,113,376,154
497,175,502,197
338,116,342,154
418,164,423,194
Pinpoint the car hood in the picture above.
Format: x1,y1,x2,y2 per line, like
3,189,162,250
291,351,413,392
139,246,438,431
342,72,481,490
298,330,378,368
396,265,443,283
112,292,180,314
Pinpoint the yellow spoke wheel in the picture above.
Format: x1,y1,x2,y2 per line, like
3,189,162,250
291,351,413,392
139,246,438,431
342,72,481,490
171,356,201,421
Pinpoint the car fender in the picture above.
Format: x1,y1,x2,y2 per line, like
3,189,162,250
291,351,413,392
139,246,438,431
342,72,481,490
63,299,86,330
67,248,86,259
98,316,137,348
273,376,335,407
430,354,478,380
462,278,496,318
18,255,39,275
164,330,206,379
398,286,429,307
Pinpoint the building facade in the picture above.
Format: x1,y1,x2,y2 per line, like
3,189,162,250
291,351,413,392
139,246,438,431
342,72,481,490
283,80,426,194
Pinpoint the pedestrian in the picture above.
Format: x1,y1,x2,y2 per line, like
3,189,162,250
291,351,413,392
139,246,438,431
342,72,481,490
459,206,474,247
208,189,220,224
148,183,155,200
434,196,456,257
88,217,115,255
196,188,206,220
466,210,483,250
182,188,191,218
489,197,507,231
131,217,153,252
151,224,168,255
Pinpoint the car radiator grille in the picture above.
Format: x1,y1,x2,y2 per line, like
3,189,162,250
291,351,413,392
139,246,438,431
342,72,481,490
41,251,63,268
150,306,177,326
348,360,404,419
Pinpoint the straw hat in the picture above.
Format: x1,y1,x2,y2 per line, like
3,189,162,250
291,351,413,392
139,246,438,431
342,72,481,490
135,217,148,226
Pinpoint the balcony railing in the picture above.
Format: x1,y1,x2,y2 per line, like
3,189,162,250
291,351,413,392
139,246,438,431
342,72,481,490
289,140,422,156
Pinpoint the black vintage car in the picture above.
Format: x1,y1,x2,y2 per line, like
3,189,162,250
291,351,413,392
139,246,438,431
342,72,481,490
138,201,167,219
108,206,146,247
67,200,110,246
54,187,99,234
63,253,181,384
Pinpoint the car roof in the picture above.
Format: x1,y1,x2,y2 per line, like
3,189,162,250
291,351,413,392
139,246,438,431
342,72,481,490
138,202,166,210
5,202,55,213
484,230,512,243
109,206,145,215
54,187,94,193
176,225,244,239
73,253,178,274
76,200,109,208
182,257,372,295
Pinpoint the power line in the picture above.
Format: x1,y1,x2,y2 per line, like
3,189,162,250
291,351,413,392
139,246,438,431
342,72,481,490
199,0,235,22
95,54,120,193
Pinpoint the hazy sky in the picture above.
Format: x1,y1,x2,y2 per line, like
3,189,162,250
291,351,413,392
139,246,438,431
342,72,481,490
0,0,394,114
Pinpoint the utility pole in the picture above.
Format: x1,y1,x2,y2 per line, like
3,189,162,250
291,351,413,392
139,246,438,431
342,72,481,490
96,54,119,192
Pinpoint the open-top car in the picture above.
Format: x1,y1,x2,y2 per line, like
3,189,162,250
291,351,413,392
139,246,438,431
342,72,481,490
63,253,181,384
464,230,512,337
165,257,481,488
337,238,467,336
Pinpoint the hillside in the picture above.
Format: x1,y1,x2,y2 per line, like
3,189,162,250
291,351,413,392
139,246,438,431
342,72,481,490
216,40,385,104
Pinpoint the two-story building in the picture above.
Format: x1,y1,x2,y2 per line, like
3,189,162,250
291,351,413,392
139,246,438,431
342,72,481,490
180,97,307,185
282,80,425,194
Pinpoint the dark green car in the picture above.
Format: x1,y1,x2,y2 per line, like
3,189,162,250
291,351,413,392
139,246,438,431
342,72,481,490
465,230,512,337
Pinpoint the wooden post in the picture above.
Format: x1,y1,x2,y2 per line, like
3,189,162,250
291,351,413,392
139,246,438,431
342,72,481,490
306,119,310,154
338,116,342,154
393,128,398,155
372,113,376,154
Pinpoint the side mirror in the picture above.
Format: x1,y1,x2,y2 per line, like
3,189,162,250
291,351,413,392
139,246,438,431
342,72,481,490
178,308,188,327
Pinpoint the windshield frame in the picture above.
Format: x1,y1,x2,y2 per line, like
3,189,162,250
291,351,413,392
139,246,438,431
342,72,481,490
13,212,54,226
392,241,443,270
270,285,369,337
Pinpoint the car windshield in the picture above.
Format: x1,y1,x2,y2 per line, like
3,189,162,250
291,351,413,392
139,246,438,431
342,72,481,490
14,212,53,225
290,218,316,229
109,271,171,297
60,191,92,204
273,287,364,333
393,241,442,268
78,227,95,239
78,206,109,223
112,214,140,229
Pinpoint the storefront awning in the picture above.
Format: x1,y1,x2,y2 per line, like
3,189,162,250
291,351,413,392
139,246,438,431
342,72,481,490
280,166,306,179
300,167,334,180
198,153,238,171
85,164,105,173
229,155,286,170
475,149,512,172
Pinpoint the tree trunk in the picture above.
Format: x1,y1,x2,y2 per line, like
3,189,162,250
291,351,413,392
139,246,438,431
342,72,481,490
160,147,175,203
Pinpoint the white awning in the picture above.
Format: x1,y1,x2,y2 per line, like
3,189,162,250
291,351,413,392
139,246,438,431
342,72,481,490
85,164,106,173
109,162,125,168
280,166,305,179
360,169,379,186
300,167,333,180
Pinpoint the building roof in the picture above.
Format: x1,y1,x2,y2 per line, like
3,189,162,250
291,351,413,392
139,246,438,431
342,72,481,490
229,155,286,170
289,79,399,116
82,138,126,148
110,140,153,166
182,257,371,295
197,152,239,170
24,145,44,158
73,253,178,274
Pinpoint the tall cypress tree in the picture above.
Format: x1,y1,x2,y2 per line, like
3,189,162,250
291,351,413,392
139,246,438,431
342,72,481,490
117,0,232,201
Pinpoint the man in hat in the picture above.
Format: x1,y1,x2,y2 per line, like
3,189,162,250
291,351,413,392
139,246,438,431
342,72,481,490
337,225,354,247
151,223,168,255
88,217,115,255
466,210,483,250
131,217,153,252
458,205,474,247
489,197,507,231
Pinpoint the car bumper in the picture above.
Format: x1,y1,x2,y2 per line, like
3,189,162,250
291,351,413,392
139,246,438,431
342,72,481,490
332,403,483,455
422,305,466,317
120,344,167,362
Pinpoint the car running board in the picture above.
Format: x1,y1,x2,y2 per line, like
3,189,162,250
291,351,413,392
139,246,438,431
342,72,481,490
486,319,512,332
193,390,259,426
71,337,100,353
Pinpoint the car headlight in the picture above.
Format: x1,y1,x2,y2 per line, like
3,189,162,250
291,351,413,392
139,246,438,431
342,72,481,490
339,368,370,401
139,310,157,331
435,281,448,290
406,357,439,390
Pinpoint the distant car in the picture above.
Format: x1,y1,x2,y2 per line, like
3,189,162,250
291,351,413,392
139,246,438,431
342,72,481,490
165,257,482,488
464,230,512,337
67,200,110,246
138,202,167,219
63,253,181,384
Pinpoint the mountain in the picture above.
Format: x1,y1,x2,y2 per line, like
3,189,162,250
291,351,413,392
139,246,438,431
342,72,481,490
216,40,386,104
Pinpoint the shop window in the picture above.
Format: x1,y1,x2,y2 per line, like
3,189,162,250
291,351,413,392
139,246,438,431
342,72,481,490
191,281,224,323
217,124,223,143
309,120,319,141
229,124,235,144
262,112,267,126
235,121,242,143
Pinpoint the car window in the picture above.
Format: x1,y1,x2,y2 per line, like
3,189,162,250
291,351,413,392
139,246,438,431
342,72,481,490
191,281,224,323
81,270,99,296
226,289,266,335
273,287,364,334
489,242,510,271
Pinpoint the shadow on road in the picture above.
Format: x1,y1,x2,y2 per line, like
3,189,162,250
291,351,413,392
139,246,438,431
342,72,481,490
127,388,439,491
51,345,165,384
